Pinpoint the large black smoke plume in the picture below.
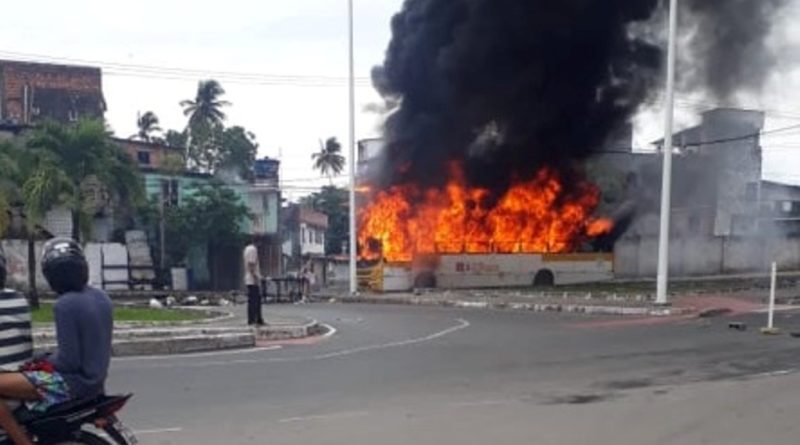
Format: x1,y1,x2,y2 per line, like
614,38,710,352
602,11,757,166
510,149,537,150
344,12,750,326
372,0,789,193
681,0,788,100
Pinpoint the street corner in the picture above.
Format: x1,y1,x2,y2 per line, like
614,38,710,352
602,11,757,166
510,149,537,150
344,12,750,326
254,318,336,347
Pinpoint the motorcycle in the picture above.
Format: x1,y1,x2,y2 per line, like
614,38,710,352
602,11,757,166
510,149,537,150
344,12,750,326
0,394,137,444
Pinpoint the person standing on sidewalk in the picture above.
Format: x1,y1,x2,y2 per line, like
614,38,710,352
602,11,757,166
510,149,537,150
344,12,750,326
243,239,264,326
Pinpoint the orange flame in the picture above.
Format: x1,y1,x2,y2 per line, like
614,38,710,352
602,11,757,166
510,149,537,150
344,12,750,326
358,164,613,262
586,218,614,237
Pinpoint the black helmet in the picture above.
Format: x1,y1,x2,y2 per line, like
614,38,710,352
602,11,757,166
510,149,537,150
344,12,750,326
41,238,88,295
0,243,6,289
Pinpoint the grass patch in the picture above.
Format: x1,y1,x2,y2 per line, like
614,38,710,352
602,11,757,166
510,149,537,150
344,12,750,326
32,303,208,324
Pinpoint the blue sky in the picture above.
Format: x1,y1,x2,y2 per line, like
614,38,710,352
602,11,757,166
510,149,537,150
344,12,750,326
1,0,799,198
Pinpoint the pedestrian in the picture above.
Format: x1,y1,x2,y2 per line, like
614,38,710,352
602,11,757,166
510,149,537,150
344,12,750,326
243,237,264,326
0,243,33,375
305,267,316,298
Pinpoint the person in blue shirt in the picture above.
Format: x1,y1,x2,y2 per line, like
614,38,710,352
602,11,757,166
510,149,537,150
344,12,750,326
0,238,113,445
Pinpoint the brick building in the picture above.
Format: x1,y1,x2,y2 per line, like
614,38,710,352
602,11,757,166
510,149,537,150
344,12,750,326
113,137,184,171
0,60,105,124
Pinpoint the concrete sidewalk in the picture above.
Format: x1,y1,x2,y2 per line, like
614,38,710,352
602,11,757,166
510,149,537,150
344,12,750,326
34,305,325,357
317,288,784,317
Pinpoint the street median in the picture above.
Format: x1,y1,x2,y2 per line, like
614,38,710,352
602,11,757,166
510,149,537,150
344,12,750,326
34,318,326,357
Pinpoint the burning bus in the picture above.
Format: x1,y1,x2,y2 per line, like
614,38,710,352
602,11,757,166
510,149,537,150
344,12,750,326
356,163,615,292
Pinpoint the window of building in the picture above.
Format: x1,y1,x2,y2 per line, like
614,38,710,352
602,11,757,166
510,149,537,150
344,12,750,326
137,151,151,165
744,182,758,201
301,227,307,244
161,179,179,207
783,201,793,213
263,195,271,215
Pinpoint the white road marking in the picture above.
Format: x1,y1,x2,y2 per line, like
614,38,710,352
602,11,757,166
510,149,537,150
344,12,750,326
335,317,364,323
113,345,282,362
278,411,369,423
134,427,184,435
754,306,799,313
131,318,469,369
320,324,337,339
751,368,795,379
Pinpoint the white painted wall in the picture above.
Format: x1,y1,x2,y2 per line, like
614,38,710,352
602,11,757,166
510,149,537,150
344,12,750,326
299,222,325,256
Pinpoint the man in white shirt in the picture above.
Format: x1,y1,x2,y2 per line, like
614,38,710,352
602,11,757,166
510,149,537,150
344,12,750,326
243,239,264,326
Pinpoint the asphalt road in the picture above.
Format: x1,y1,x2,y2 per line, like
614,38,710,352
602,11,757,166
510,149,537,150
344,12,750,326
108,303,800,445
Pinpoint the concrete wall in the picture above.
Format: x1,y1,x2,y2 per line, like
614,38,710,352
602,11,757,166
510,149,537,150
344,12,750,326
1,240,47,291
299,222,325,256
615,235,800,277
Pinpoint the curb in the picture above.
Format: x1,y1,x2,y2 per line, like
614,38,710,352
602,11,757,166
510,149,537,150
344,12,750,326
111,333,255,356
34,319,326,357
319,296,695,317
255,319,326,341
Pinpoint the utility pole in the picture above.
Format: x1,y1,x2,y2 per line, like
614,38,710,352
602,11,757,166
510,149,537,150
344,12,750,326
159,180,167,286
656,0,679,305
347,0,358,296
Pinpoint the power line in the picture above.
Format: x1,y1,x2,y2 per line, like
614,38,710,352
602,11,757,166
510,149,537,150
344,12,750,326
0,50,373,87
684,123,800,147
103,70,373,88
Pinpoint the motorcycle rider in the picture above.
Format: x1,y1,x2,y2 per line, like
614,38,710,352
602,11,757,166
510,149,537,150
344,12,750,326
0,238,113,445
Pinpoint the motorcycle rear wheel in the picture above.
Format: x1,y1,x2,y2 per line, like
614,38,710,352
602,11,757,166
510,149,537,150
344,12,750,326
51,431,113,445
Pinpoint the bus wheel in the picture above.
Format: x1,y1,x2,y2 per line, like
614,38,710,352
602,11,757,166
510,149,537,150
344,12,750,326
533,269,555,287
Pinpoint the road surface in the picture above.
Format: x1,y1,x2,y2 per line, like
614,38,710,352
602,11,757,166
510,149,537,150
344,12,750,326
109,303,800,445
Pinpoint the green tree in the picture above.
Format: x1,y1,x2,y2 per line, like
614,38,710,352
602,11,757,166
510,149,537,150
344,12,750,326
0,141,19,236
143,180,250,288
163,129,188,148
27,119,144,241
312,137,345,183
0,138,69,307
182,181,250,246
186,122,223,172
133,111,162,142
301,185,349,255
218,126,258,180
181,80,230,129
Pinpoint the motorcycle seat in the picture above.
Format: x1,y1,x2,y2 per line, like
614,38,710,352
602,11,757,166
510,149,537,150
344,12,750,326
14,395,105,423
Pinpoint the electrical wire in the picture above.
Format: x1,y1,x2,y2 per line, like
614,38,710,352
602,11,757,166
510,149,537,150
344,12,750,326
0,50,373,87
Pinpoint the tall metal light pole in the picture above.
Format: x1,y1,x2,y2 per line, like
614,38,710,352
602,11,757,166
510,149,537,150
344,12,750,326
656,0,679,305
347,0,358,295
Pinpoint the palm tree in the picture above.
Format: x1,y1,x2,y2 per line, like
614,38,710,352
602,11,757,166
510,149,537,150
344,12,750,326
180,80,230,129
133,111,162,142
312,137,346,183
0,141,20,237
27,119,143,241
0,140,66,308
